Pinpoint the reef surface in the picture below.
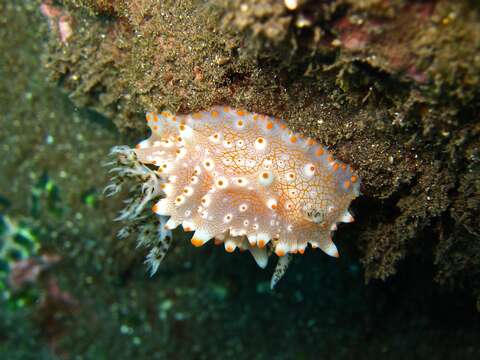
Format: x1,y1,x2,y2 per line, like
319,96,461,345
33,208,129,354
1,0,479,358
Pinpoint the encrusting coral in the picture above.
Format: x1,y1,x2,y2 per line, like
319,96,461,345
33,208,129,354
106,106,360,288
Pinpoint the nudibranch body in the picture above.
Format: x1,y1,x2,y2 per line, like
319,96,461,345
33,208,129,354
107,106,360,288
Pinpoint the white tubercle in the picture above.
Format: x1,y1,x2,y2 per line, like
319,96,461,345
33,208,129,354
303,163,316,179
182,219,196,231
178,124,194,139
340,211,354,223
256,233,271,247
202,158,215,171
258,170,275,187
191,229,212,247
254,137,267,151
323,242,339,258
266,198,278,210
215,176,229,189
249,247,268,269
247,234,257,246
285,172,296,183
152,199,170,216
165,218,180,230
174,194,186,207
275,242,288,256
161,183,174,196
224,239,237,253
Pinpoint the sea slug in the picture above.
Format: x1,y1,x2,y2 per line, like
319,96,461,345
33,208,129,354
106,106,360,288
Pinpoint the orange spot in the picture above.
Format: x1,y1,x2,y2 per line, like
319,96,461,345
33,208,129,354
271,204,277,210
257,138,264,143
151,160,157,164
341,164,347,171
152,204,158,212
327,155,334,163
153,126,159,131
146,115,151,122
211,111,219,117
262,172,269,179
237,120,244,126
344,180,351,189
225,245,235,253
161,111,170,117
179,125,186,131
275,249,286,257
154,114,159,122
299,248,305,255
223,106,230,112
351,175,358,183
258,240,266,248
253,114,258,121
307,138,315,146
160,184,166,189
193,112,202,120
177,136,183,142
172,116,177,122
236,110,245,116
135,144,140,149
191,238,204,247
184,227,192,232
310,165,315,172
280,123,286,129
316,148,324,156
266,122,274,130
332,163,339,172
290,136,297,143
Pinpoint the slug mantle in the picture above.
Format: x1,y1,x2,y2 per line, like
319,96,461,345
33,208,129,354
106,106,360,288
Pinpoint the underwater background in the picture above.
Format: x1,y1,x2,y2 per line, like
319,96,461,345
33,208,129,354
1,0,479,359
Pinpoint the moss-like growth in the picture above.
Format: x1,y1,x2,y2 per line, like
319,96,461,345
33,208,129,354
43,0,480,300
